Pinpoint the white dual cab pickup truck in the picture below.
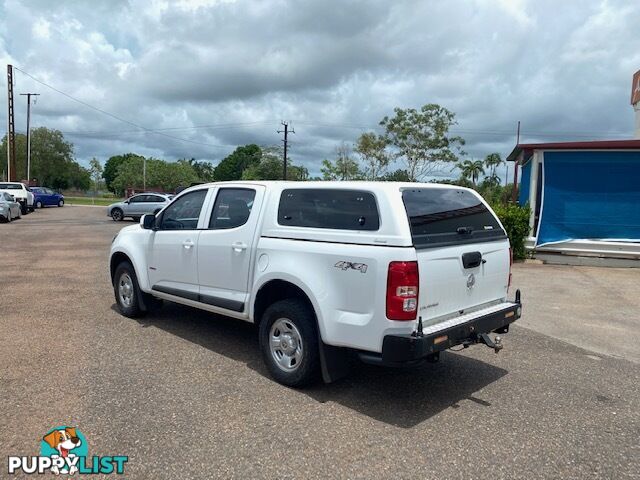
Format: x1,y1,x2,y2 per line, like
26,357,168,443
0,182,34,214
109,181,522,386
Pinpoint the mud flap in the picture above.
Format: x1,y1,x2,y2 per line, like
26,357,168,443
319,341,352,383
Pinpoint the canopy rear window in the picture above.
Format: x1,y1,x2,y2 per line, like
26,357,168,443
0,183,22,190
402,188,506,248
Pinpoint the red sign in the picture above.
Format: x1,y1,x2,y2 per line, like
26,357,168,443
632,70,640,105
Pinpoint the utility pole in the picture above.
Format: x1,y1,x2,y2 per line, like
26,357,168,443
143,156,146,191
277,121,294,180
20,92,40,183
6,65,17,181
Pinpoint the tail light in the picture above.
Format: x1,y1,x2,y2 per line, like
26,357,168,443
508,247,513,292
386,261,419,321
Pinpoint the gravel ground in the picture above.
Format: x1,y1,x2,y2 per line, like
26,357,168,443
1,206,638,479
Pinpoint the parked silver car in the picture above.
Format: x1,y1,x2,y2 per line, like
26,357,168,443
0,192,22,222
107,193,173,221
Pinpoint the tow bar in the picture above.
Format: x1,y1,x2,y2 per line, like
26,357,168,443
479,333,503,353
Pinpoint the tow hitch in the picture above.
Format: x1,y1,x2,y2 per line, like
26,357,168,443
478,333,503,353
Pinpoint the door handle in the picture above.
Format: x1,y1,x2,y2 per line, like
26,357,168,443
182,240,195,250
232,241,247,252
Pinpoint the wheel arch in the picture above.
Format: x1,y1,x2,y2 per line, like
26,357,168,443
252,278,320,332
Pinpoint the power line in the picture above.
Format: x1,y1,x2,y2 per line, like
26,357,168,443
12,67,232,149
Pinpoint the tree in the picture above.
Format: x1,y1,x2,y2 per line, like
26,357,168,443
483,152,503,186
378,169,412,182
320,143,361,180
242,147,308,180
214,144,261,181
355,132,390,180
103,153,143,194
458,159,485,187
88,158,103,196
111,156,199,194
1,128,91,190
380,104,465,181
180,158,215,182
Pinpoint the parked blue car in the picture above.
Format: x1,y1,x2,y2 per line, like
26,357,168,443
30,187,65,208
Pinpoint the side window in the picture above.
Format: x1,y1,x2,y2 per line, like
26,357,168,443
148,195,163,203
129,195,144,203
209,188,256,229
159,190,207,230
278,189,380,231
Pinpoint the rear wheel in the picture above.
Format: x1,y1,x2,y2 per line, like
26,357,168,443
20,202,27,215
58,199,64,207
259,299,320,387
111,208,124,221
113,262,144,318
36,200,43,209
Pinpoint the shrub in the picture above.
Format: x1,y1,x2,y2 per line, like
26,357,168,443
491,202,531,260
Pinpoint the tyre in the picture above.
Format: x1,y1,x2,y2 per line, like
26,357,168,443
28,206,34,212
36,201,43,209
20,203,27,215
58,199,64,207
111,208,124,221
6,211,11,222
113,261,145,318
259,299,320,387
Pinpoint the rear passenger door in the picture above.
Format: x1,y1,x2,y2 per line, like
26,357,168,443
197,186,264,315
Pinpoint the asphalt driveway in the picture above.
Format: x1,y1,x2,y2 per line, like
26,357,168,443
1,206,638,479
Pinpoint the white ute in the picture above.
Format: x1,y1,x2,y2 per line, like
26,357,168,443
109,181,522,386
0,182,34,214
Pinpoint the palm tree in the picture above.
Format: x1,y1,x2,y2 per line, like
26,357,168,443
459,159,485,187
484,153,503,181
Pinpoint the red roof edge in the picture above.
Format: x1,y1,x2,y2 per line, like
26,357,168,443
506,139,640,163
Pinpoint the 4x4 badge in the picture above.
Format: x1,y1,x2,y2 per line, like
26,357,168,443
334,261,368,274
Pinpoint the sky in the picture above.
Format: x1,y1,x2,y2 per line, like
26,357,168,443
1,0,639,178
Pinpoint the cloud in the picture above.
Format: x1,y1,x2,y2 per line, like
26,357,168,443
1,0,639,178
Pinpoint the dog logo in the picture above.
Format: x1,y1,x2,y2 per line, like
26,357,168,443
41,427,85,475
7,426,128,476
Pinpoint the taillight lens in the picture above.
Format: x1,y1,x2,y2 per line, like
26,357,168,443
386,261,419,321
508,247,513,292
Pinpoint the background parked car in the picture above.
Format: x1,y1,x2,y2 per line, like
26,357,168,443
0,192,22,222
107,193,172,221
30,187,65,208
0,182,34,214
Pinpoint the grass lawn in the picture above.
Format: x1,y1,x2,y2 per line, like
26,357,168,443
65,196,121,206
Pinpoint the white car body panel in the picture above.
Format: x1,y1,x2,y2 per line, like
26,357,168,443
110,181,512,354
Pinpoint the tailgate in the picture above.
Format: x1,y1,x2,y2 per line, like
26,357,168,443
401,186,511,329
416,240,510,327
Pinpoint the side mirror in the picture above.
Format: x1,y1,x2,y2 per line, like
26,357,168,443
141,214,156,230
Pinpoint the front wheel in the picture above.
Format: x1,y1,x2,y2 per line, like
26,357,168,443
20,203,27,215
111,208,124,221
259,299,320,387
113,262,144,318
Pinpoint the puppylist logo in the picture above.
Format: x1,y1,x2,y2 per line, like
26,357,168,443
7,426,128,475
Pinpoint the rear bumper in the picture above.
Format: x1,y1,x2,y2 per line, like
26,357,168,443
380,290,522,364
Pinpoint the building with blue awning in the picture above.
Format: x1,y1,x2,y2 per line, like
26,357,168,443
507,140,640,263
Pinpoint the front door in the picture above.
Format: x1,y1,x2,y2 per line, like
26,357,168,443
147,189,210,301
197,186,264,314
